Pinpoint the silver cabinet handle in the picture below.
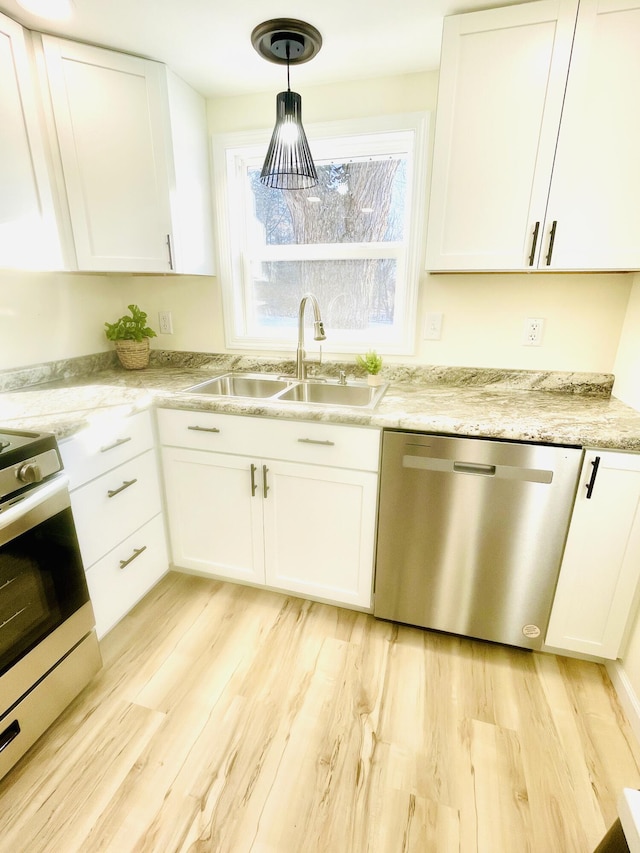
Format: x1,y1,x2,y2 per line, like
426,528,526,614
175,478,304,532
187,425,220,433
250,463,258,496
166,233,174,270
100,437,132,453
107,478,137,498
119,545,147,569
263,465,269,499
297,438,335,446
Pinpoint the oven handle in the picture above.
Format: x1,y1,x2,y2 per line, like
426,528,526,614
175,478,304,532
0,474,70,533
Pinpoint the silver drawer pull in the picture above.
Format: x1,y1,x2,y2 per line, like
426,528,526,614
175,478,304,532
188,425,221,434
100,436,132,453
107,478,137,498
119,545,147,569
297,438,335,446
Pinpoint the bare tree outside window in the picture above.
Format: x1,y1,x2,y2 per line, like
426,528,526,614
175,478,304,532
248,157,407,333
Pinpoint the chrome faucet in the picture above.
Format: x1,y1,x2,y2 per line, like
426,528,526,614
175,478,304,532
296,293,326,380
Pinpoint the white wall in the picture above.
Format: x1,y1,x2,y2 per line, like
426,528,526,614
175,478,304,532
0,271,123,370
417,271,630,371
613,273,640,409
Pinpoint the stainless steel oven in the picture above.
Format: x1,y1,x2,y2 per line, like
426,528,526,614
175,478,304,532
0,428,101,781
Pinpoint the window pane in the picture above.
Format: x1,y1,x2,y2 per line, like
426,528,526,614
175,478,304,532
249,259,397,334
248,157,407,247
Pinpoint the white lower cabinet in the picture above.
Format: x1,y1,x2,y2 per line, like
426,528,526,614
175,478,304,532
546,449,640,659
262,460,378,608
159,410,380,610
60,410,168,638
160,448,265,586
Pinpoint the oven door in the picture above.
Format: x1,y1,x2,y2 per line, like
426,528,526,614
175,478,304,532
0,474,96,714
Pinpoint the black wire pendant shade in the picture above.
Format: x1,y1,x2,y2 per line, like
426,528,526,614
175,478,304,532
251,19,322,190
261,88,317,189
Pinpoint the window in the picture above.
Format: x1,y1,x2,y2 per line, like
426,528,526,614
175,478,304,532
214,114,428,354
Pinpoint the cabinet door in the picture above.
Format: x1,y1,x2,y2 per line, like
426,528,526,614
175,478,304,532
0,14,59,269
161,447,265,585
543,0,640,270
546,451,640,659
41,36,173,272
425,0,578,271
262,460,377,608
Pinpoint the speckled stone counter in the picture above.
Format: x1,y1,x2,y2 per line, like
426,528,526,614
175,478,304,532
1,351,639,451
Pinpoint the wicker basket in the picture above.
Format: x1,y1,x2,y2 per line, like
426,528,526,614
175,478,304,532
115,339,150,370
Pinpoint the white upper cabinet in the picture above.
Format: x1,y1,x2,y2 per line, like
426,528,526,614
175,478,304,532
0,13,61,270
544,0,640,270
38,35,214,274
426,0,640,272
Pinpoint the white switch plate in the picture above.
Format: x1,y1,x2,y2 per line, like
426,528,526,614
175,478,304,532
158,311,173,334
424,312,443,340
523,317,544,346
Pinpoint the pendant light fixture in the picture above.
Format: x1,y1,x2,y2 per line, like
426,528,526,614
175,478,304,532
251,19,322,190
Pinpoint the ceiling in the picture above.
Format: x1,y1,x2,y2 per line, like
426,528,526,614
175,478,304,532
0,0,534,98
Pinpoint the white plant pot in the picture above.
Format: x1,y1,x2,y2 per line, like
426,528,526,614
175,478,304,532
367,374,383,387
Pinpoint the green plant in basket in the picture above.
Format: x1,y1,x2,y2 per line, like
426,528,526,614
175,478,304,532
104,304,157,342
355,350,383,375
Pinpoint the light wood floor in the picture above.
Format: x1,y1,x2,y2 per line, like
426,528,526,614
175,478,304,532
1,571,639,852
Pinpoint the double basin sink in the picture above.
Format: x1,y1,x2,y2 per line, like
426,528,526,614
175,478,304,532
184,372,388,410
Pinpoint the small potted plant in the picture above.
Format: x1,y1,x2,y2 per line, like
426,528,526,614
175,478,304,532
105,304,157,370
356,350,384,386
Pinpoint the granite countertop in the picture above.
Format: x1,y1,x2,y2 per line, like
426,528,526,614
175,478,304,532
1,351,640,451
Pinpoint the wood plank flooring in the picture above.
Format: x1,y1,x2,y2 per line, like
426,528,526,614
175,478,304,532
1,571,639,852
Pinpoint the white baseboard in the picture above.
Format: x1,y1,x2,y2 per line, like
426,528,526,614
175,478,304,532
607,659,640,744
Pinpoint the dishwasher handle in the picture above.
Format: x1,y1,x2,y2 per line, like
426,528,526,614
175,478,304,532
453,461,496,476
402,454,553,484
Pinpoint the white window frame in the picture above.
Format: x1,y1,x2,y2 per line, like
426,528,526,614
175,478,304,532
212,112,429,355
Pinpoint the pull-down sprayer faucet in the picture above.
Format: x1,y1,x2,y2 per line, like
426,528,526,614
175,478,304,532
296,293,326,380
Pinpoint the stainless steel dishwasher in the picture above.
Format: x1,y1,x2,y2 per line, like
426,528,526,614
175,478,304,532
374,431,583,649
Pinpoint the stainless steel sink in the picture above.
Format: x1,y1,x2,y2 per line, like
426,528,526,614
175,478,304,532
185,373,292,398
184,372,387,409
278,380,386,408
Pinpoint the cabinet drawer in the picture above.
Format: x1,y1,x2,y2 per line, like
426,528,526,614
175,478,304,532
86,514,168,638
70,448,162,568
157,408,381,471
157,409,269,455
256,419,381,471
60,410,154,490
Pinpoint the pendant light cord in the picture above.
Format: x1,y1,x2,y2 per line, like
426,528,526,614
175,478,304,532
286,42,291,91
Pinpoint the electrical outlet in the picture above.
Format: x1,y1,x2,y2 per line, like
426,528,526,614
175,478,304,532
424,311,443,340
523,317,544,346
158,311,173,335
